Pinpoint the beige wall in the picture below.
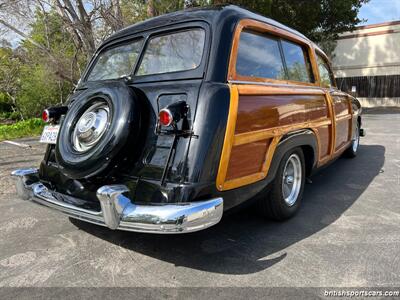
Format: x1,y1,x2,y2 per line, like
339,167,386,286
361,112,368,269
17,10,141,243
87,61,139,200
357,97,400,108
332,23,400,77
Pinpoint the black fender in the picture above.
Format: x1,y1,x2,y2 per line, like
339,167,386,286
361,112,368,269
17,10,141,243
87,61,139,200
185,129,319,212
265,129,318,182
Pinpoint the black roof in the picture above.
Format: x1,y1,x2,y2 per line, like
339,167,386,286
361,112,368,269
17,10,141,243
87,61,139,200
105,5,310,44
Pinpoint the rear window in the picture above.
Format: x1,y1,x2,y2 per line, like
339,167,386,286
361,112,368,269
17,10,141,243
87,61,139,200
87,40,143,81
86,28,206,81
235,30,314,83
137,29,205,76
236,30,285,80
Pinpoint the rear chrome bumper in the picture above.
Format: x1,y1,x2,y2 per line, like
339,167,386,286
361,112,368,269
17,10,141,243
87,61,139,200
11,169,223,234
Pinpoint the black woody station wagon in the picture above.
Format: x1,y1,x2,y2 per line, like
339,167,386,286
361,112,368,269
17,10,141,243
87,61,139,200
12,5,364,233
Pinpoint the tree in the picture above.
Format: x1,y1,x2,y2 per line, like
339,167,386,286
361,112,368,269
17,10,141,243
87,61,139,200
0,10,78,118
0,45,24,119
0,0,369,120
213,0,368,55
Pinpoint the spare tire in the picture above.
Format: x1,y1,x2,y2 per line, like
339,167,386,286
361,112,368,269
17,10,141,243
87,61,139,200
55,81,140,179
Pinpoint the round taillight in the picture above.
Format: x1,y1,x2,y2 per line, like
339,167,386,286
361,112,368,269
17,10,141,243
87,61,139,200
159,109,173,127
42,109,50,123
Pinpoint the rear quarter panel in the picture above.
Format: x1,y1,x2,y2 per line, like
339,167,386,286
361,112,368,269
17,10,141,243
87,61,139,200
217,84,332,191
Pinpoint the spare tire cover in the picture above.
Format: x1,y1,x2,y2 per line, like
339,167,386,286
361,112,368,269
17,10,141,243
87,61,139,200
55,81,140,179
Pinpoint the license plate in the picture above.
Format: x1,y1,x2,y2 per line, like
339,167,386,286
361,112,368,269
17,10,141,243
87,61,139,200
40,125,60,144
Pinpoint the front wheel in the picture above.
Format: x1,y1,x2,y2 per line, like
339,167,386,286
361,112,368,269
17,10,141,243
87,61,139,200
345,121,360,158
258,148,305,221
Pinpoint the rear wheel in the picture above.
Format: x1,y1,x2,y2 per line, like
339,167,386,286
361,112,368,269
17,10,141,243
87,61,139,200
258,147,305,221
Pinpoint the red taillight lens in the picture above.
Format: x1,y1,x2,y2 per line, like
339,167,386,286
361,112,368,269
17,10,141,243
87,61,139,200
42,109,50,123
159,109,173,126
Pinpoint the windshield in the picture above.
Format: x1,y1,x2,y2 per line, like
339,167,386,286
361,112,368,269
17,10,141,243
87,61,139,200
86,28,205,81
87,39,143,81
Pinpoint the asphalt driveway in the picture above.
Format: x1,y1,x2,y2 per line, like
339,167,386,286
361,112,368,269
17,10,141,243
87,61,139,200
0,113,399,288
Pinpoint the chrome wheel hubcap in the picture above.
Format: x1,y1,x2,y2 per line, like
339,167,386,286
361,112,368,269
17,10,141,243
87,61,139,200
282,154,302,206
352,123,360,152
72,102,110,152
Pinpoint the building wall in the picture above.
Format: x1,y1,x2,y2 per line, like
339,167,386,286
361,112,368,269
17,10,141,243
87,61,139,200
332,21,400,107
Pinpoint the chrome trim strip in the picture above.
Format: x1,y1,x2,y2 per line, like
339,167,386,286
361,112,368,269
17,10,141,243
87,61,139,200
11,169,223,234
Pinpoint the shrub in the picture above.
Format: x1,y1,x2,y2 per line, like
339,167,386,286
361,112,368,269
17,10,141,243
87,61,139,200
0,111,21,121
0,118,45,141
16,64,72,118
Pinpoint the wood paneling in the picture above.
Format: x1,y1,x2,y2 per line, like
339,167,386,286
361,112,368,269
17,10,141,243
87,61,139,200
226,139,270,180
331,93,352,152
216,84,335,191
335,119,351,151
235,94,327,134
316,125,330,158
334,97,350,117
216,18,354,191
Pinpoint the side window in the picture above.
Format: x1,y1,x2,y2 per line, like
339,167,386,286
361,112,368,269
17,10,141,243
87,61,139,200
317,54,334,88
236,30,285,80
281,40,313,83
235,29,314,83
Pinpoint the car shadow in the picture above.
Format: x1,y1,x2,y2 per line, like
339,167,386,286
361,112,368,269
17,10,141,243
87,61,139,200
70,144,385,275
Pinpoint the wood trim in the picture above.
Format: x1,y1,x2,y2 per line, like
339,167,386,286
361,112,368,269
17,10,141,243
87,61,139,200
324,92,336,158
348,96,354,143
222,172,267,191
309,45,321,84
334,141,352,156
336,114,352,122
233,118,331,146
234,130,275,146
227,19,319,88
315,49,338,88
318,139,351,165
216,84,239,191
312,127,323,161
222,136,281,191
236,84,325,96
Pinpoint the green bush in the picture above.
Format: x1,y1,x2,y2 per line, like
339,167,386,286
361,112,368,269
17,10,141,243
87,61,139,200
0,111,21,120
17,64,72,118
0,93,13,113
0,118,45,141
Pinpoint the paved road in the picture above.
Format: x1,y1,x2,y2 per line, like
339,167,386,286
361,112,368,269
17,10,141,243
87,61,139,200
0,113,399,288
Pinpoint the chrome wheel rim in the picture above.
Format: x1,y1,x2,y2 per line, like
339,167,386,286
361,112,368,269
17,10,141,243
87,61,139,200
72,102,110,152
282,154,302,206
352,123,360,152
